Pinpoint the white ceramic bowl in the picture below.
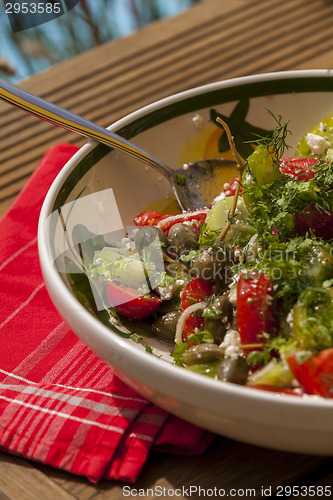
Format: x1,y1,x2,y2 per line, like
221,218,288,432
38,70,333,456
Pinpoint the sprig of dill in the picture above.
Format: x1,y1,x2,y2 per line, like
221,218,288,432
251,110,291,160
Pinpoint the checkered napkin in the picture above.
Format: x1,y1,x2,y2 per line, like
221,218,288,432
0,143,214,483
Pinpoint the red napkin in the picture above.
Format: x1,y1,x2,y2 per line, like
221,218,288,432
0,144,214,483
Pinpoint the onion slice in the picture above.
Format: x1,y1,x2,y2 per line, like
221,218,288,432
174,300,208,344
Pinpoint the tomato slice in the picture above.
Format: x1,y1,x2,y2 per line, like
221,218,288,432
181,277,213,345
134,209,208,236
157,210,208,236
106,281,162,319
237,270,273,346
287,348,333,398
279,157,318,181
222,178,241,197
181,277,213,310
133,211,169,227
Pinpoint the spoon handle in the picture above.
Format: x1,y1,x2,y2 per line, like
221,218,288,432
0,78,172,178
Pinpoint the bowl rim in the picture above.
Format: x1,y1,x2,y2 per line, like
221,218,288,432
38,69,333,420
108,68,333,133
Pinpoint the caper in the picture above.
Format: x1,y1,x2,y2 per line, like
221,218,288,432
192,245,234,283
217,357,249,385
203,295,233,343
152,311,181,342
182,343,223,366
167,223,199,258
134,226,168,254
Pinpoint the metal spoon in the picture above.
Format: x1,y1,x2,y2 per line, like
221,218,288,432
0,78,236,211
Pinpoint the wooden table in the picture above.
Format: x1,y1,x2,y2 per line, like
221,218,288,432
1,0,333,497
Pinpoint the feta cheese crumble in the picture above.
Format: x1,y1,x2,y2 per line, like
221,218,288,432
157,279,184,300
220,329,241,359
306,132,331,155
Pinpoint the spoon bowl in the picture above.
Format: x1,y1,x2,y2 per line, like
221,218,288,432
0,78,235,211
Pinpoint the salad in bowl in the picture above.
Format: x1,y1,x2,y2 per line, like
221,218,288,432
39,71,333,454
82,109,333,399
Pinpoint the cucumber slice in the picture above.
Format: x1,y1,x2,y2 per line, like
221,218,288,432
206,196,246,231
247,359,294,388
205,196,254,244
89,246,158,289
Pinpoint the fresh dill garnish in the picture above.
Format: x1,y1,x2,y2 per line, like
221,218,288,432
244,166,333,241
198,222,220,246
251,110,291,160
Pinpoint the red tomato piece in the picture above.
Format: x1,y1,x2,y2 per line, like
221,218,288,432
182,315,203,346
181,277,213,310
287,348,333,398
157,210,208,236
133,211,169,227
133,209,208,237
222,178,241,197
106,281,161,319
181,277,213,345
295,204,333,240
237,270,273,346
279,157,318,181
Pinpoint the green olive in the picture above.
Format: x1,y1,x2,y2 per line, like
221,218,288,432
192,245,234,283
134,226,168,254
167,223,199,258
217,357,249,385
182,343,223,366
203,295,233,343
152,311,181,342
